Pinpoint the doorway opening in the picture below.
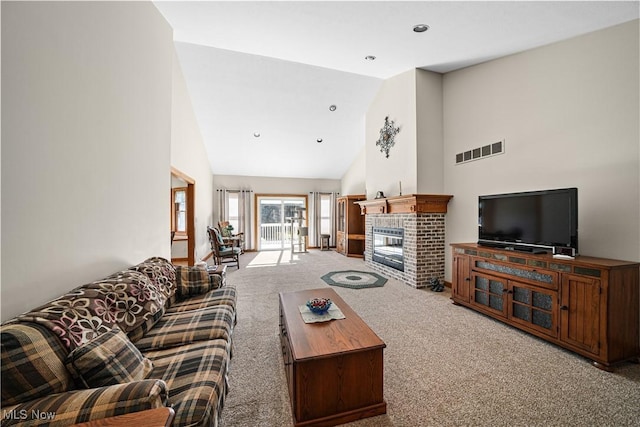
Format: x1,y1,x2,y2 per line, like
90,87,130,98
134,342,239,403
171,167,195,266
256,195,307,251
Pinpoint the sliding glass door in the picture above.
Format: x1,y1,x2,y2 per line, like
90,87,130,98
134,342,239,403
257,196,305,250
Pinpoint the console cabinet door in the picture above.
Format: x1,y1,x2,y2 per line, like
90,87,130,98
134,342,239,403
470,271,508,318
560,273,601,355
452,255,470,303
508,281,558,338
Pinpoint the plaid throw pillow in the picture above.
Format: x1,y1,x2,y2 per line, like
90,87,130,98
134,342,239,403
175,266,212,298
1,323,73,406
65,327,153,388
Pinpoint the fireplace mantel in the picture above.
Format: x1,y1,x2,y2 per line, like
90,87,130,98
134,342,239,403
356,194,453,215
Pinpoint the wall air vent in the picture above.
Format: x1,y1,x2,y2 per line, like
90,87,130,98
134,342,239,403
455,139,505,165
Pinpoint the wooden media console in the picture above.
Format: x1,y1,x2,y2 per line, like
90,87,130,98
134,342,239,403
451,243,639,370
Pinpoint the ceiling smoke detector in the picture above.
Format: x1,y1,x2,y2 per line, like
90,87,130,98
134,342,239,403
253,132,260,138
364,55,376,61
329,105,337,111
413,24,429,33
317,138,323,143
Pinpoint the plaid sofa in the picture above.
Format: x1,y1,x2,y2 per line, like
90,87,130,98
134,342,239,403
1,257,236,427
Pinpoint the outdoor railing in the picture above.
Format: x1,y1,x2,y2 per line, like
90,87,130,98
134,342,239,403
260,223,293,244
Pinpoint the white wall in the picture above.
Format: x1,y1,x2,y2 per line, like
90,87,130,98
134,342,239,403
416,69,444,194
213,174,340,250
213,175,340,196
170,50,215,261
348,69,445,198
0,0,3,302
342,20,639,281
213,173,340,216
341,147,366,196
1,2,174,321
443,19,640,278
365,69,418,199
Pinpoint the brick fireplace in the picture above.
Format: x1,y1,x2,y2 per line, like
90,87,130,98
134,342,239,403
357,195,452,289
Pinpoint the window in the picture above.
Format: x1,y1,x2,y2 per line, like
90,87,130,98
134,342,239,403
227,192,240,232
172,187,187,234
319,193,331,235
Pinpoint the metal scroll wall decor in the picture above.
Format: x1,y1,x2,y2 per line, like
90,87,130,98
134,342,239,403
376,116,400,158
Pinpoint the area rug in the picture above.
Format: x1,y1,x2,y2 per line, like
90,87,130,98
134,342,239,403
321,270,387,289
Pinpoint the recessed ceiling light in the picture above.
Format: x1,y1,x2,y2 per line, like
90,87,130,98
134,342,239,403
413,24,429,33
329,105,337,112
317,138,323,143
365,55,376,61
253,132,260,138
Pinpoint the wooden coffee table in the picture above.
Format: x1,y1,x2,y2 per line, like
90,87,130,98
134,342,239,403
279,288,386,427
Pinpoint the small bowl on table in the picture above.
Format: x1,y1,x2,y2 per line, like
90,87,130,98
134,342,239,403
306,297,332,314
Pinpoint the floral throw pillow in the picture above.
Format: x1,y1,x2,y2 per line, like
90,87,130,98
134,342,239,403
65,327,154,388
18,287,117,350
129,257,177,302
84,270,166,334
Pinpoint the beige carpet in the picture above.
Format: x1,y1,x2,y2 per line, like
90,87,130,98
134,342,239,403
217,250,640,427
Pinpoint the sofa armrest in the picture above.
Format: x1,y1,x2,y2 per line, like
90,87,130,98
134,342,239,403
209,273,223,289
1,379,168,426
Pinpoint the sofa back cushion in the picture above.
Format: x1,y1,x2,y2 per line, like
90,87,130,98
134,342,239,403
65,327,154,389
18,271,165,351
1,322,73,406
126,309,165,344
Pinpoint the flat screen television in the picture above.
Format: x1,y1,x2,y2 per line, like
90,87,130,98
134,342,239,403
478,188,578,254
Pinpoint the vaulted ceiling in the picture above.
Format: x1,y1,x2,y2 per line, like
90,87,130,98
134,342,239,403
154,1,638,179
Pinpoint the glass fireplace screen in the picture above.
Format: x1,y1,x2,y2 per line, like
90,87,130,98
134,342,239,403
372,227,404,272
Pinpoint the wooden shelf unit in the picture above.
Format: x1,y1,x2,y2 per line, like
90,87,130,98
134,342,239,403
336,195,366,257
451,243,639,371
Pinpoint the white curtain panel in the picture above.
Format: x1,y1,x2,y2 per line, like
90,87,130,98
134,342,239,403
308,192,320,247
216,188,254,251
239,189,254,251
215,189,228,224
329,192,338,247
308,192,339,247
